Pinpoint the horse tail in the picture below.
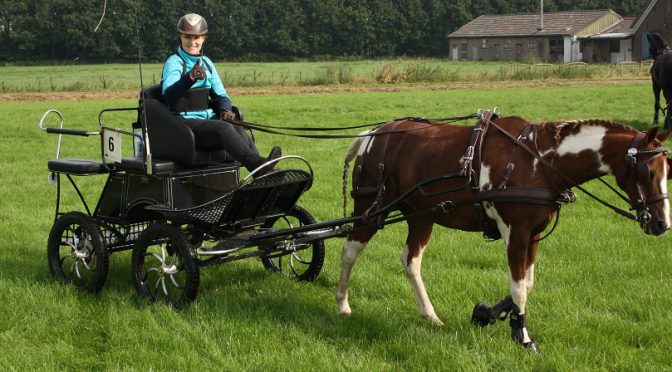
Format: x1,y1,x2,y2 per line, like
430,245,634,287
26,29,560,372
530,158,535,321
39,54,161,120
343,131,370,219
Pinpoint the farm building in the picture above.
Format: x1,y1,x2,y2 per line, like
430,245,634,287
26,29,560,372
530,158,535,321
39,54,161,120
448,0,672,63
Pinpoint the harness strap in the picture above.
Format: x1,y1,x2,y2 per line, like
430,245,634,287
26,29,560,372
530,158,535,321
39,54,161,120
460,112,493,186
497,124,535,190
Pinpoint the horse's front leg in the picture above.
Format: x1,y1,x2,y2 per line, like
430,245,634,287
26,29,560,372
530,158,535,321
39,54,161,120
507,229,540,353
653,83,662,125
402,218,442,325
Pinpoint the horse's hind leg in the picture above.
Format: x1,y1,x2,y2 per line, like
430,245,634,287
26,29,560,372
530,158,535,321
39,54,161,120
336,227,377,315
401,218,442,325
663,88,672,130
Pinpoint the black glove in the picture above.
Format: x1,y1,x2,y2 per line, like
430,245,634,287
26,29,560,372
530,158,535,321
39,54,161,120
220,110,236,121
189,59,206,81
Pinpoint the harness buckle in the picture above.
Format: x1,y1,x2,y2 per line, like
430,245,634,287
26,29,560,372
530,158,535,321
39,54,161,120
435,201,455,214
558,190,577,204
461,146,475,165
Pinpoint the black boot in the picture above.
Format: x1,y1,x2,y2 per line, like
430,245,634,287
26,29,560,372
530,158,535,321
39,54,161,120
254,146,282,177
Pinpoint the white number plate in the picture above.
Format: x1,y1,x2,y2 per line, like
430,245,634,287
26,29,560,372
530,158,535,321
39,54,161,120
103,129,122,163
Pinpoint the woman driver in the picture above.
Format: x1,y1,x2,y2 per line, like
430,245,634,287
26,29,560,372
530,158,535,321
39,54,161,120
161,13,280,173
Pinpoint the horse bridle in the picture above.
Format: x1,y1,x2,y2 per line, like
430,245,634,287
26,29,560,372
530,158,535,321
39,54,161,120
619,132,669,225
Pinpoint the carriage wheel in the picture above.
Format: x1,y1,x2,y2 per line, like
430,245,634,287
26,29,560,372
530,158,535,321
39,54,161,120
47,212,109,293
260,205,325,281
132,223,199,307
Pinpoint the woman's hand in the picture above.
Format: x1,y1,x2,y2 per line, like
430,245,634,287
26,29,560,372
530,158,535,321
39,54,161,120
189,60,206,81
220,110,236,121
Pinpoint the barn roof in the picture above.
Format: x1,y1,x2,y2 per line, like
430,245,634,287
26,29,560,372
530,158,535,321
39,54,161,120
449,10,621,38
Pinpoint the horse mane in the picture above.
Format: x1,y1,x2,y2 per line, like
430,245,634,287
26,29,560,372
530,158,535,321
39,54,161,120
535,119,635,147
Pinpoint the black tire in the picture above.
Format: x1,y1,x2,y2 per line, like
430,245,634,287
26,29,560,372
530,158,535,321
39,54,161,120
47,211,109,293
132,223,199,307
260,205,325,281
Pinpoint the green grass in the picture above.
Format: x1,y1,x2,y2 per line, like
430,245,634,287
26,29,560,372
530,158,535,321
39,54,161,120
0,59,651,92
0,83,671,369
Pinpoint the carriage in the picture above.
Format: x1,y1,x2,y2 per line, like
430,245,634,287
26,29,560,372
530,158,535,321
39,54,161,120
40,85,349,306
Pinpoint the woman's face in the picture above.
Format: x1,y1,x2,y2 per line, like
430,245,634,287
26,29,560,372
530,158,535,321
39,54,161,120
180,33,205,55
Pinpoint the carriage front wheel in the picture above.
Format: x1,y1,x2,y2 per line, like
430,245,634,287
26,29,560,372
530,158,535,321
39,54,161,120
132,223,199,307
260,205,325,281
47,211,109,293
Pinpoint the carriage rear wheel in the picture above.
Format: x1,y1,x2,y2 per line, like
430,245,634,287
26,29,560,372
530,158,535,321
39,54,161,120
260,205,325,281
47,212,109,293
132,223,199,307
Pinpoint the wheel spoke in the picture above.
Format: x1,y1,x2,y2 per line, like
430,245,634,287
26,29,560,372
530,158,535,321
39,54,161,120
291,250,311,265
148,252,164,264
168,273,182,288
160,244,167,262
73,260,82,279
59,252,75,267
154,275,163,291
160,276,169,296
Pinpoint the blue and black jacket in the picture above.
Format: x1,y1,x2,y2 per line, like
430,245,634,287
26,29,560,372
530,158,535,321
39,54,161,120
161,47,231,120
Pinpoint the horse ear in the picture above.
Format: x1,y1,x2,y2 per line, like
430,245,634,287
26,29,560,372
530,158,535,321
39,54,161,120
655,128,672,143
645,126,660,145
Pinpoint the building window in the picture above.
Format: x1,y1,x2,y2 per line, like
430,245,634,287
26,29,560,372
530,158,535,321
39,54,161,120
549,38,564,62
482,39,487,48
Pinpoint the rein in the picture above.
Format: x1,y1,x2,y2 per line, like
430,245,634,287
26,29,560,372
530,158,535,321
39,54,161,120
225,114,479,139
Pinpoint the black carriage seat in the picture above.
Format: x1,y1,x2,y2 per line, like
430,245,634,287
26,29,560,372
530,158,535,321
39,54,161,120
47,158,109,175
137,84,240,169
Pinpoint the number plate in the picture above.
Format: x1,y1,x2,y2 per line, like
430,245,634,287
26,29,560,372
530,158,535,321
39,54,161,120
103,129,122,163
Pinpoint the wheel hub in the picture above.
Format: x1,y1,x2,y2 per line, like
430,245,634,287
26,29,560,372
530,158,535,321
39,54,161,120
162,264,178,275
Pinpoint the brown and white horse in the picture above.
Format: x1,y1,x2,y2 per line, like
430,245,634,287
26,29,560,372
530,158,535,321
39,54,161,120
337,115,671,352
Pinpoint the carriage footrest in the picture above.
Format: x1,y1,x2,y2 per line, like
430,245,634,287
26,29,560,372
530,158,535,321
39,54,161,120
48,158,110,175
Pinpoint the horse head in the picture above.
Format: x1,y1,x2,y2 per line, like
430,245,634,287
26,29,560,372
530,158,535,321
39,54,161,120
648,33,671,59
608,127,671,235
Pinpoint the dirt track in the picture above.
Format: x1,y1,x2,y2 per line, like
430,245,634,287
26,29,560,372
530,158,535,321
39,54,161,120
0,78,648,102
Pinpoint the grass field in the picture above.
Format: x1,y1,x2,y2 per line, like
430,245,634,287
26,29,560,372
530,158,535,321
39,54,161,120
0,82,671,370
0,59,650,93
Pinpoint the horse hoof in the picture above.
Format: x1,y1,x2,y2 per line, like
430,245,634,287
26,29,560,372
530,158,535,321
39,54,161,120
471,301,495,327
524,340,540,354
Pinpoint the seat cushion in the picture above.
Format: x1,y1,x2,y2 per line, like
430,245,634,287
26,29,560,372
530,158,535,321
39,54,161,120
48,158,109,175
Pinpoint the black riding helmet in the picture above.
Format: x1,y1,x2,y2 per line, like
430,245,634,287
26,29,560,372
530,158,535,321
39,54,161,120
177,13,208,35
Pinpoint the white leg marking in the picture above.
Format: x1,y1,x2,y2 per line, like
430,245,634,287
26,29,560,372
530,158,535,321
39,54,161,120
525,263,535,294
336,239,366,315
401,244,443,325
510,275,532,344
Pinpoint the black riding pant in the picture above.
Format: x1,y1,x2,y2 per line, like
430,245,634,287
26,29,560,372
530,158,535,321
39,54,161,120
182,118,264,171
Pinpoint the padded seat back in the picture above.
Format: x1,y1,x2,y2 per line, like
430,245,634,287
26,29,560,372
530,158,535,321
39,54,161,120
139,84,235,166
